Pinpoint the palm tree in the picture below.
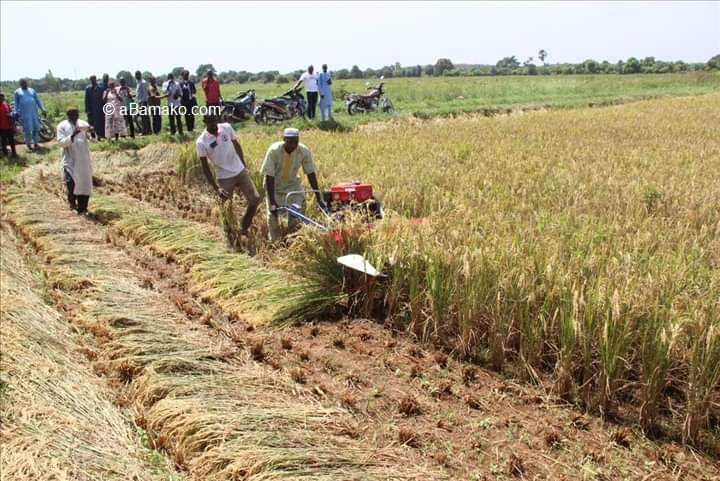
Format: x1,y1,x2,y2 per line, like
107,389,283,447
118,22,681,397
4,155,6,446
538,49,548,65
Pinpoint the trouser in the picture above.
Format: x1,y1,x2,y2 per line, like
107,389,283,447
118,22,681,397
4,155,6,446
217,170,262,231
267,190,305,241
319,100,333,121
0,128,16,155
23,119,38,146
124,114,135,138
150,107,162,134
138,101,151,135
169,110,183,135
182,101,196,132
306,91,318,118
65,169,90,213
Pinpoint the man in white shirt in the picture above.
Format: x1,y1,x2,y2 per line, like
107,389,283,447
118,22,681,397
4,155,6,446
164,73,183,135
293,65,319,119
197,115,261,236
134,71,150,135
57,107,94,214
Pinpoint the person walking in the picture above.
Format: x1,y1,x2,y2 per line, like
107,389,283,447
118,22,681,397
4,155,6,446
84,75,106,139
197,114,261,237
293,66,319,119
0,93,17,158
164,74,183,135
180,69,197,132
135,71,150,135
13,79,46,151
261,127,324,241
148,77,164,134
57,107,94,214
318,64,333,121
201,69,222,107
117,77,135,138
103,80,127,140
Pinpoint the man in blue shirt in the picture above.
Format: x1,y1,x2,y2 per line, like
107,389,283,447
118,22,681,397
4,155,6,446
318,64,333,121
14,79,46,150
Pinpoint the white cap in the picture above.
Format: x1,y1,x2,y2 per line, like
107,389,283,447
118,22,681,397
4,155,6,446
283,127,300,138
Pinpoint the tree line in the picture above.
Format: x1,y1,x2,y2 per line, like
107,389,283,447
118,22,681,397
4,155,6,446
2,53,718,93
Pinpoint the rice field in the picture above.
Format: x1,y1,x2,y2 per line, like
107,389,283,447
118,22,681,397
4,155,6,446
241,94,720,442
2,91,719,477
90,93,720,444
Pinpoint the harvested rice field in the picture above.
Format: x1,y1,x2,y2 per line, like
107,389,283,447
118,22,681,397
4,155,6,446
1,94,719,480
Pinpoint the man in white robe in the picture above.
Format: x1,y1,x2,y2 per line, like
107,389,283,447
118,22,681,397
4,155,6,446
57,107,94,214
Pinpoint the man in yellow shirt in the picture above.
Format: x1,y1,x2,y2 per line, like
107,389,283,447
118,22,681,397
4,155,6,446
260,127,324,241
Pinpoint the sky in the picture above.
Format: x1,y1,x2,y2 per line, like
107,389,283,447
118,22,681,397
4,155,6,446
1,1,718,81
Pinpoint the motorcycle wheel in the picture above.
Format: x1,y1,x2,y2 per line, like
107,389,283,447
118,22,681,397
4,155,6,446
39,119,53,142
254,108,268,124
383,98,395,114
347,101,361,116
220,106,235,123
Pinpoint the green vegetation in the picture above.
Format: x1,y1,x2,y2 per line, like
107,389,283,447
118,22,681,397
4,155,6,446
24,72,720,138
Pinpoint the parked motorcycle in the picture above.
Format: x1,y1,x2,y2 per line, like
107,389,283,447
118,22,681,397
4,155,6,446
346,77,394,115
254,88,306,124
220,90,256,122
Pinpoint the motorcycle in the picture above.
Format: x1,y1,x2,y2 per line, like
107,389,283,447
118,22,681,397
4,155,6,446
220,90,256,122
346,77,394,115
13,113,54,143
254,88,307,124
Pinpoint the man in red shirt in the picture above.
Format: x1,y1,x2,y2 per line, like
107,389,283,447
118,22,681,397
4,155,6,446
201,70,222,107
0,93,17,158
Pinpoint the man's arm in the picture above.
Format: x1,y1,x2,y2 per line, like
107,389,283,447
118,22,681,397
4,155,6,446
307,172,324,206
231,139,246,168
292,75,303,91
265,175,277,211
200,156,229,200
34,91,45,113
84,87,91,115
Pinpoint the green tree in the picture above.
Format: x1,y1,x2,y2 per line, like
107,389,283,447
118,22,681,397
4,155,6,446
116,70,134,86
44,70,61,92
707,54,720,70
196,64,215,77
583,59,599,74
433,58,454,76
350,65,363,78
538,49,548,65
624,57,641,74
171,66,185,79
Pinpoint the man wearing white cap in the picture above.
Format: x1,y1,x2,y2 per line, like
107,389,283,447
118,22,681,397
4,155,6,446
260,127,324,241
57,107,94,214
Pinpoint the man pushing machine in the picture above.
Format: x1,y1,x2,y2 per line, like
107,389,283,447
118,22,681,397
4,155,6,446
261,127,325,242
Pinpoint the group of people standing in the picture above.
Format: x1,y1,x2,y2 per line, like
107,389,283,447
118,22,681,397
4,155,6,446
57,100,323,244
84,69,222,140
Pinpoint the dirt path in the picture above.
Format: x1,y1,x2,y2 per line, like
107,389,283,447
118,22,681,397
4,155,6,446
4,171,718,480
3,188,441,480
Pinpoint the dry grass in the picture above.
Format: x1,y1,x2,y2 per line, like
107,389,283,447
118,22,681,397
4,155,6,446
3,193,443,480
0,226,178,481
